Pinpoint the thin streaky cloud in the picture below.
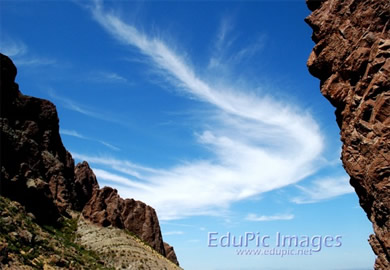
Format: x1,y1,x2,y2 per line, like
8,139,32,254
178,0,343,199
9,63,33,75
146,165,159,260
48,89,128,128
246,213,294,222
71,152,165,179
61,129,120,151
104,72,128,83
60,129,86,139
92,168,152,191
98,141,121,151
83,2,331,220
88,71,130,84
15,57,57,67
292,176,354,204
209,17,266,70
0,37,56,67
163,231,184,236
0,38,27,57
48,90,100,117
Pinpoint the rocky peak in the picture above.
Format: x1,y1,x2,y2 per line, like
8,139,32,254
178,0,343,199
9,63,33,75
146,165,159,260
74,161,100,211
305,0,390,269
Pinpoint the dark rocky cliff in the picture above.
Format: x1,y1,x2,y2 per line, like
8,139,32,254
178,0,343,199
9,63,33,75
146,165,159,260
305,0,390,269
1,53,76,223
0,53,179,266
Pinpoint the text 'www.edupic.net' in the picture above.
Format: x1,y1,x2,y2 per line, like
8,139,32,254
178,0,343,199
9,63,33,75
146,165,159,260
207,232,342,255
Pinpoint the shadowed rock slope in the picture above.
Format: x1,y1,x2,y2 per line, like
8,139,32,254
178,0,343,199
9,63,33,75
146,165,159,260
0,53,179,267
305,0,390,269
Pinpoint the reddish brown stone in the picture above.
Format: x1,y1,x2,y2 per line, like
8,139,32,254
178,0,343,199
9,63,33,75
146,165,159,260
74,161,99,211
82,187,166,257
306,0,390,269
164,242,179,266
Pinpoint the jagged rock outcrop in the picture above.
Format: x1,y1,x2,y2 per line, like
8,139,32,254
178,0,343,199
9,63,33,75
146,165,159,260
164,242,180,266
74,161,100,211
305,0,390,269
0,53,99,221
82,187,167,257
1,53,75,222
0,53,179,265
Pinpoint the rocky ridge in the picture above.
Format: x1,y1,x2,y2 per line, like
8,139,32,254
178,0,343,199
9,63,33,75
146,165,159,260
0,53,179,267
82,187,166,256
305,0,390,269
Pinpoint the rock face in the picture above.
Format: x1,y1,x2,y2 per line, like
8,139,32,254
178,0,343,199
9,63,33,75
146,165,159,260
1,53,75,222
305,0,390,269
0,53,179,265
82,187,167,258
164,242,180,266
0,53,99,220
74,161,99,211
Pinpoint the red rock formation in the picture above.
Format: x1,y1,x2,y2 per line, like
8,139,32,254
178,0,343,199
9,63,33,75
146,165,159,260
82,187,167,256
74,161,99,211
305,0,390,269
164,242,180,266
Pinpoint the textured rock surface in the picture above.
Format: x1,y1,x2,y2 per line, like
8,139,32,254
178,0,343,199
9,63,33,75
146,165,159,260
164,242,180,266
305,0,390,269
82,187,167,258
0,53,99,220
1,53,75,222
0,196,112,270
74,161,99,211
77,216,182,270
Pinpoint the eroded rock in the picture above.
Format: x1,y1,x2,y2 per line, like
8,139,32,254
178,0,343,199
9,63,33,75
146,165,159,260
82,187,167,257
306,0,390,268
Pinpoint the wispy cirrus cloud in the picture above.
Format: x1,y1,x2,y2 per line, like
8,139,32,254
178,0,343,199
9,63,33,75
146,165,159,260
48,90,130,129
92,168,151,190
0,37,56,66
48,90,100,118
77,1,328,220
209,16,266,70
292,176,353,204
246,213,294,222
88,71,130,84
15,57,57,67
61,129,87,139
61,129,120,151
0,38,27,57
163,231,184,236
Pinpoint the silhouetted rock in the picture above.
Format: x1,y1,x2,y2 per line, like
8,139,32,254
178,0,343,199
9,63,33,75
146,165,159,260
82,187,166,257
74,161,99,211
164,242,179,266
1,53,73,223
305,0,390,269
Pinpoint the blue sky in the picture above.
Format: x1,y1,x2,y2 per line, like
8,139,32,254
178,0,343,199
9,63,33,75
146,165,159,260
1,0,374,269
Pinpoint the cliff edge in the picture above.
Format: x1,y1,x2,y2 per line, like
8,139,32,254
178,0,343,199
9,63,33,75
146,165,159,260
305,0,390,269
